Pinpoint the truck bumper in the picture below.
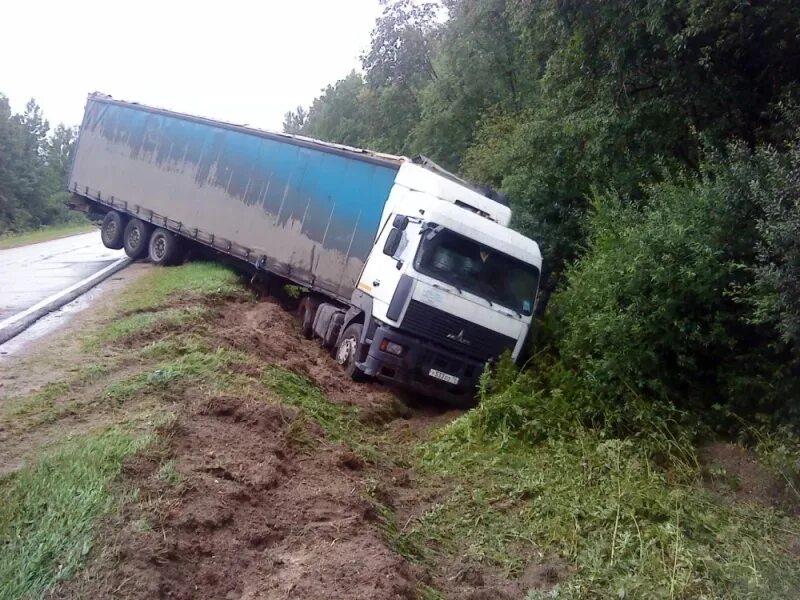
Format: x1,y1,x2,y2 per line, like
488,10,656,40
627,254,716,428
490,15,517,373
358,325,484,405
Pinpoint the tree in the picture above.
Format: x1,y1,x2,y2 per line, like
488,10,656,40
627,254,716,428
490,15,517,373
362,0,440,90
0,93,79,233
282,106,307,135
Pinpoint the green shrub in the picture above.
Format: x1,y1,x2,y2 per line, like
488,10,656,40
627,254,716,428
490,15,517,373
553,144,798,427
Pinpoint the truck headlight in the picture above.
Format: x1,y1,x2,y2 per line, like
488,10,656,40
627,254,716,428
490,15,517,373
379,339,405,356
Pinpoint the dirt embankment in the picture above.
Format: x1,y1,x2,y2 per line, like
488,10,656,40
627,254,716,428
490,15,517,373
51,291,546,600
65,395,419,600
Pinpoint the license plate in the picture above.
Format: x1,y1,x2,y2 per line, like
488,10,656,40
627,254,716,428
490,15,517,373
428,368,459,385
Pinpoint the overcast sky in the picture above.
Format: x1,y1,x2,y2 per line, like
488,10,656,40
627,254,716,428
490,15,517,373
1,0,383,131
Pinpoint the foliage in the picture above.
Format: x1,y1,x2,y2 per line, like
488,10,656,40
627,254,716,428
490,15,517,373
362,0,440,90
748,139,800,358
0,94,79,234
288,0,800,300
555,144,799,426
283,0,800,435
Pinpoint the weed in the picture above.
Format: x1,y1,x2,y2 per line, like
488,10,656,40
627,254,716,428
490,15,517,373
6,382,70,418
0,428,149,599
417,583,447,600
77,361,114,383
157,460,181,486
104,344,248,404
103,375,149,404
132,518,152,532
282,284,305,299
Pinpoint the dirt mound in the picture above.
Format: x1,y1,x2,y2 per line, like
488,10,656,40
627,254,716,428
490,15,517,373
214,300,405,411
700,441,797,511
61,392,420,600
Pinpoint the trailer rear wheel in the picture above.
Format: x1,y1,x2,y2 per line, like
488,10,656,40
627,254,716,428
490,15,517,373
100,211,125,249
123,218,152,259
336,323,368,381
148,228,182,266
298,297,319,340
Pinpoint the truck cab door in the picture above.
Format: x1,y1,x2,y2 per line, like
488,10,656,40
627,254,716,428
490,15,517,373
358,214,413,325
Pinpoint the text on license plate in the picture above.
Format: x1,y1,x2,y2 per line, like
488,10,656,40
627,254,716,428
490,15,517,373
428,369,459,385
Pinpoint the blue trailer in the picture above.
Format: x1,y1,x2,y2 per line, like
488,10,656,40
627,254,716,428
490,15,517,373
69,93,402,300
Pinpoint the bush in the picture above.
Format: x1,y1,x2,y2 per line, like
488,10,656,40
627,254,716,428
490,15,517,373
553,144,798,427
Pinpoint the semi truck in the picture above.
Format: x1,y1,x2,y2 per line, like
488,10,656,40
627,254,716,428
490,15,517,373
68,93,542,405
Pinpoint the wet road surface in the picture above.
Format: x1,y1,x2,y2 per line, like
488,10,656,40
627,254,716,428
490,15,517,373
0,231,124,322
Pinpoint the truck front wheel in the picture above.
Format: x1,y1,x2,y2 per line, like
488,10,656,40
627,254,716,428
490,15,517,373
336,323,368,382
148,228,182,266
123,218,152,259
100,211,125,249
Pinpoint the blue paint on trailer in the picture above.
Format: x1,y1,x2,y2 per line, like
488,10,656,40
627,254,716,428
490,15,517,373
69,95,401,299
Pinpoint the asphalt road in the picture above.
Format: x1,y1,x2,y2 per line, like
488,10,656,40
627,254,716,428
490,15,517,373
0,231,124,322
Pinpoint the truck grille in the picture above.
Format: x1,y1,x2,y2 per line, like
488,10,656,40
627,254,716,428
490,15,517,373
400,300,516,362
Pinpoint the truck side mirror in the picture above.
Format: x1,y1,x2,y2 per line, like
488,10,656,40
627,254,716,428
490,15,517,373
392,214,409,230
383,228,402,257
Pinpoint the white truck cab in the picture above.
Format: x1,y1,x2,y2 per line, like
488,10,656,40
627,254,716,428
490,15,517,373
349,162,542,404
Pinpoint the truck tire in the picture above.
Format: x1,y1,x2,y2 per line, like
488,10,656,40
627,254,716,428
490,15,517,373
100,211,125,249
123,218,152,259
148,228,182,266
298,297,319,340
335,323,368,382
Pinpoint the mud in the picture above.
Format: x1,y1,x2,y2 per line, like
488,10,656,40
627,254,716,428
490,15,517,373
50,290,552,599
60,393,420,600
213,297,411,412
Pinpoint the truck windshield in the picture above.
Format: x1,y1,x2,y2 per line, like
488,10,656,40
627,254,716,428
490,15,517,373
414,227,539,316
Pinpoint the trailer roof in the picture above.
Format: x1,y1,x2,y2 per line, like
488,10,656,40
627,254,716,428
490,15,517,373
85,93,406,169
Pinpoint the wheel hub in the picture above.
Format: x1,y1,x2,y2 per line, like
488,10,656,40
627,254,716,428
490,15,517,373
129,227,140,247
154,236,166,258
336,337,356,365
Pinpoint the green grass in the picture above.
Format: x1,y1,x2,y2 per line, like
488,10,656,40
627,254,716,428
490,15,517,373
0,428,149,599
92,306,208,346
5,382,71,419
117,262,246,313
105,341,250,404
0,222,95,249
263,366,360,440
411,412,800,599
157,460,181,486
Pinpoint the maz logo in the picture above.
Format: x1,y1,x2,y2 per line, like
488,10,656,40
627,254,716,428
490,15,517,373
446,329,471,345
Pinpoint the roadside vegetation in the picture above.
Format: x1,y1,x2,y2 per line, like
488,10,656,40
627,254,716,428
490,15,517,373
0,429,149,599
1,1,799,598
0,222,94,249
0,95,79,235
0,263,250,599
0,262,797,598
